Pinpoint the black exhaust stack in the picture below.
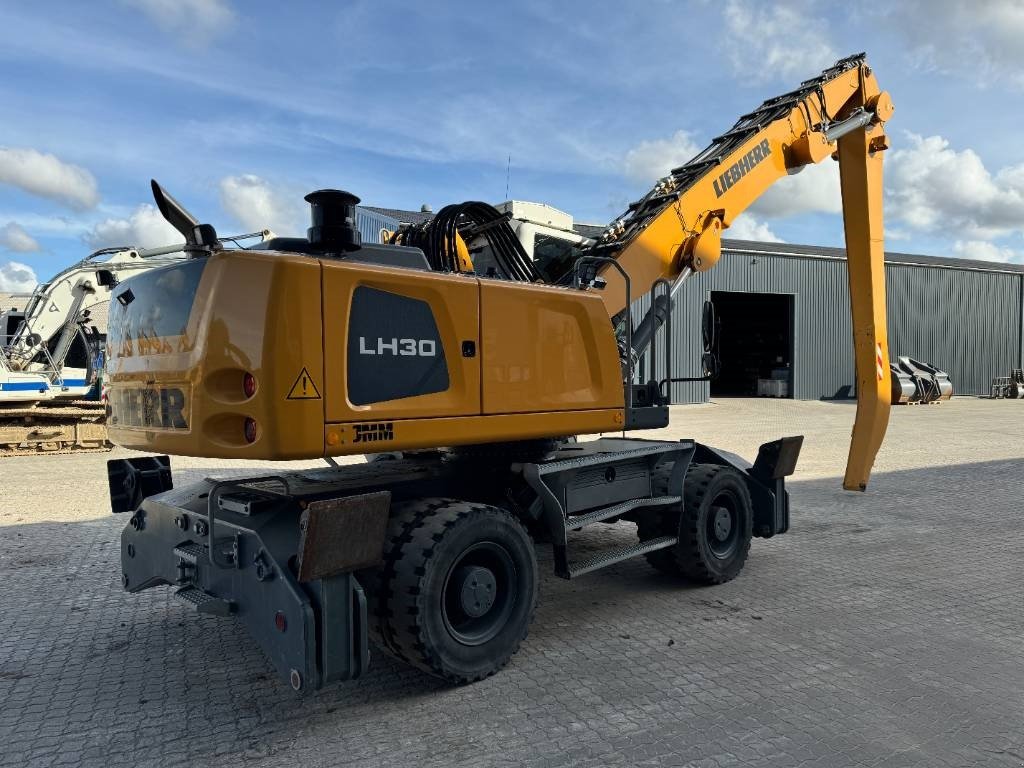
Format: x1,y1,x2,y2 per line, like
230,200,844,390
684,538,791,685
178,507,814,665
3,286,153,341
305,189,362,252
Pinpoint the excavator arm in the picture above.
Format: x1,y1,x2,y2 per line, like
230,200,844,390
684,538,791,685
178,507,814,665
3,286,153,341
590,53,893,491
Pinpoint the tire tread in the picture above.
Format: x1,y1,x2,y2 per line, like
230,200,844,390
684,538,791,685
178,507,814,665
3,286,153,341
371,498,537,684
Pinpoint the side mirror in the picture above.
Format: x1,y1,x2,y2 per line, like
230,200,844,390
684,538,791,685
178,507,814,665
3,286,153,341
701,299,720,379
701,299,716,352
702,351,720,379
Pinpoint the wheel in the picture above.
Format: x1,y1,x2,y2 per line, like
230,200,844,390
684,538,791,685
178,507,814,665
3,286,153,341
679,465,753,583
638,463,753,584
361,497,443,650
368,498,538,683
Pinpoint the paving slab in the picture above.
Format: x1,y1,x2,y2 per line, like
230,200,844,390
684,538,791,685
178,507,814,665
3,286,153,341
1,397,1022,767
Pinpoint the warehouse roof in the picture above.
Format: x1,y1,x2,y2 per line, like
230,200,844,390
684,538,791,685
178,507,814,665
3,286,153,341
0,292,31,311
367,205,1024,275
362,206,434,226
720,238,1024,275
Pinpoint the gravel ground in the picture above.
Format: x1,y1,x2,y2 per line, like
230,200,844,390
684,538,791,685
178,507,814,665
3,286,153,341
1,397,1022,767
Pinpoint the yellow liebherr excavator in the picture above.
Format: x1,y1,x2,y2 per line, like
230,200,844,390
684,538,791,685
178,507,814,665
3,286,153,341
107,54,892,691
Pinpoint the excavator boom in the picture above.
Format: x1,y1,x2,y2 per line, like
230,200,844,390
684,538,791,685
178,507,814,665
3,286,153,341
591,53,892,490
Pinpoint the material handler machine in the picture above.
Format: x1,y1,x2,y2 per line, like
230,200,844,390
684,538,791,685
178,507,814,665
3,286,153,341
107,54,894,691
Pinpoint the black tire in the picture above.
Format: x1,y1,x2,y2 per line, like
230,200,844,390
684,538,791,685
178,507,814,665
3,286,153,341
678,465,752,584
638,463,753,584
362,497,448,651
369,498,538,684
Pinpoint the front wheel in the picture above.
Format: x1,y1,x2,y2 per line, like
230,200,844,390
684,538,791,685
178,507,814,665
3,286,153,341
680,465,753,583
370,499,538,683
638,464,753,584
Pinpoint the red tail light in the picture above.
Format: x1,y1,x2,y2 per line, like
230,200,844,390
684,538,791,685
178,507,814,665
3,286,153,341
243,372,257,399
244,417,258,444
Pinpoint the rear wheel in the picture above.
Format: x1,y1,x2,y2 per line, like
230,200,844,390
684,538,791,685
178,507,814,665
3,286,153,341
368,498,538,683
638,463,753,584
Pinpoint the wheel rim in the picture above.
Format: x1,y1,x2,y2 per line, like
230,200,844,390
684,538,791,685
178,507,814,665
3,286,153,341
706,491,741,559
442,541,518,646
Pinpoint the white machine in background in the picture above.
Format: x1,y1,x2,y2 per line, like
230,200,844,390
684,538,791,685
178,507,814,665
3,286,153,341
1,230,271,456
2,244,188,399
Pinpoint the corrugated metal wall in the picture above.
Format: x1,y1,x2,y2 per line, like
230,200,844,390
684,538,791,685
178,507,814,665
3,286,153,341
886,263,1023,396
645,251,1024,403
355,208,400,244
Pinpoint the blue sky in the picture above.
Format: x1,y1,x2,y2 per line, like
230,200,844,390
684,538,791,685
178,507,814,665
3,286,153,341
3,0,1024,290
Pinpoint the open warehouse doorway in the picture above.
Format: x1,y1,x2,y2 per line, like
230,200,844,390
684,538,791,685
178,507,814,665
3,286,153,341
709,291,794,398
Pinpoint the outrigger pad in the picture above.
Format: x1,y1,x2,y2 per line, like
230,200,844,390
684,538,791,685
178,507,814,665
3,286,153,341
107,455,172,513
752,436,804,481
296,491,391,582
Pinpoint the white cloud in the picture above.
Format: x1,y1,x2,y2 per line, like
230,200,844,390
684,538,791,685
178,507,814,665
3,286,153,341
0,222,41,253
749,162,841,218
84,204,183,249
725,214,783,243
878,1,1024,88
0,147,99,210
219,175,305,236
0,261,38,292
623,130,701,184
952,240,1024,265
886,133,1024,239
722,1,837,83
122,0,234,44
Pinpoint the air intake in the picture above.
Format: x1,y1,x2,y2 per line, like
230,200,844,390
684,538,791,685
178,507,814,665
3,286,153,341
304,189,362,252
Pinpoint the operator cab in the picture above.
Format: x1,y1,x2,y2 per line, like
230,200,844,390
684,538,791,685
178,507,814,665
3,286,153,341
1,308,26,347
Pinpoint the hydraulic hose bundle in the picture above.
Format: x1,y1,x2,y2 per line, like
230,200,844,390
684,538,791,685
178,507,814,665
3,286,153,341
395,201,542,282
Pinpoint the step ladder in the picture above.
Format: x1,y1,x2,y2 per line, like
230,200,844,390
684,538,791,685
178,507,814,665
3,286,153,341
520,439,692,580
563,495,680,578
173,543,234,616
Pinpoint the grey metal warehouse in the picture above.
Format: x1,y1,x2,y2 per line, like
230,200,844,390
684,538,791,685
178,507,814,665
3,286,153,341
651,240,1024,403
352,206,1024,404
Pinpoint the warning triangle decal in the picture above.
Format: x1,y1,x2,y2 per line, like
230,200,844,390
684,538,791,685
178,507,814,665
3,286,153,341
286,367,322,400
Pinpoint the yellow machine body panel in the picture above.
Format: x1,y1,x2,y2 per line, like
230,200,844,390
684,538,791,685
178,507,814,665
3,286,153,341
106,251,625,460
321,261,481,422
323,409,622,455
106,250,327,459
479,280,623,415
